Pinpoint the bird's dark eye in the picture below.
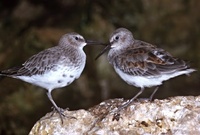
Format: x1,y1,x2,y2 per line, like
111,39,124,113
75,36,79,40
115,36,119,40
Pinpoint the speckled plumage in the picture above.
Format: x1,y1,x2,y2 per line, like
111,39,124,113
0,32,89,123
96,28,195,117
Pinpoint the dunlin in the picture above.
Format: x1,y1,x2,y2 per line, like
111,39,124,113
0,32,101,123
96,28,196,120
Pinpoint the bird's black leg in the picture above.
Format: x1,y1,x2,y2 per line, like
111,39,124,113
149,87,159,101
112,88,144,121
46,91,65,123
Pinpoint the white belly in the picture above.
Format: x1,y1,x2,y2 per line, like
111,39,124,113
114,67,195,88
15,64,85,91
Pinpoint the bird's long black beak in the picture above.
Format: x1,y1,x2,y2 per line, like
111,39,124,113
95,43,111,60
86,40,107,46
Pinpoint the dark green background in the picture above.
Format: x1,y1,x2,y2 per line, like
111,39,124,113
0,0,199,134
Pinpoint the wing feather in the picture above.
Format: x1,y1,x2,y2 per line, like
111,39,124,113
112,41,189,77
1,47,61,76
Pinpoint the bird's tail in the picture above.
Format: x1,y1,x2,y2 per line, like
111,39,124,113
184,68,196,76
0,66,21,76
0,71,6,81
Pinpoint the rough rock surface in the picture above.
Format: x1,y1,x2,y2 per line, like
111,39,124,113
29,96,200,135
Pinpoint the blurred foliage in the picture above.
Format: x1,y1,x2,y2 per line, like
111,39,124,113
0,0,199,134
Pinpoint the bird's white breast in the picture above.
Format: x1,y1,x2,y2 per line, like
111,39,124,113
15,52,86,91
114,67,195,88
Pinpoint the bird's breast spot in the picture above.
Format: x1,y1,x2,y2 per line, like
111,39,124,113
69,75,74,78
56,77,73,86
57,80,63,83
62,74,67,77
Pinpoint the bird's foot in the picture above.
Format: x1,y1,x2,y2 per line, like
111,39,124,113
136,98,152,102
51,106,76,124
112,112,122,121
111,99,132,121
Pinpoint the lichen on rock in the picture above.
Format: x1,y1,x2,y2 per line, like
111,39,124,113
29,96,200,135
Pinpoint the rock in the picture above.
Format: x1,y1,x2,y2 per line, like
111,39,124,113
29,96,200,135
